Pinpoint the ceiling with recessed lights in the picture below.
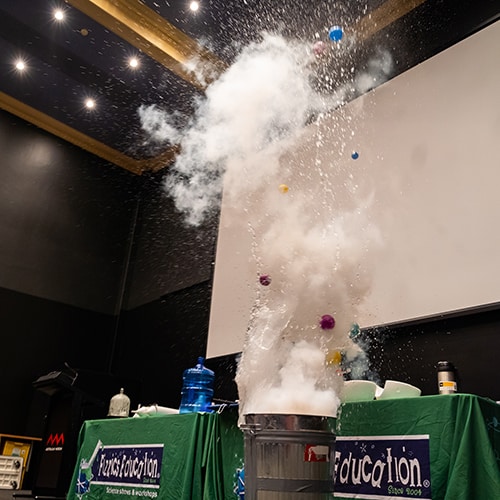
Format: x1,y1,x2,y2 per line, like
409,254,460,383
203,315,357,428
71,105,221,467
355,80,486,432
0,0,498,175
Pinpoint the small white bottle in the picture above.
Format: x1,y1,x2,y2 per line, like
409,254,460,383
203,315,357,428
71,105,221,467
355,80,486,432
108,388,131,417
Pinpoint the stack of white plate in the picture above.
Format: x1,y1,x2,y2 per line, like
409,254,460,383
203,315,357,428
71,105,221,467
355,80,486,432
341,379,421,403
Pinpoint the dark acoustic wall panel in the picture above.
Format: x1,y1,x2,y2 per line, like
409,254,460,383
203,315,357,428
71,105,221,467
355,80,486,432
123,172,219,310
0,109,139,315
0,110,142,435
113,281,213,410
0,286,116,434
365,306,500,402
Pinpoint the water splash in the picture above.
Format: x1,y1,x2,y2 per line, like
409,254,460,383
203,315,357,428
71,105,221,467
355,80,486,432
138,31,393,419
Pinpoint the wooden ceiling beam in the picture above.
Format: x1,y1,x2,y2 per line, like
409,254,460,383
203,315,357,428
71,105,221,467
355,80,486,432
0,91,147,174
66,0,228,89
348,0,427,41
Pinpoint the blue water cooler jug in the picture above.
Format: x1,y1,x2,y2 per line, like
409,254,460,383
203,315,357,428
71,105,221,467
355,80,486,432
179,357,215,413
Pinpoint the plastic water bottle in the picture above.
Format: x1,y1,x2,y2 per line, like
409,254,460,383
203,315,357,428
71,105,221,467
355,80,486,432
179,357,214,413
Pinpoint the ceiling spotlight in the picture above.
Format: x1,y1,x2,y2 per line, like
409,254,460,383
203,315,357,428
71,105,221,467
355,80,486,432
54,9,65,21
189,1,199,12
129,57,139,69
15,60,26,71
85,98,96,109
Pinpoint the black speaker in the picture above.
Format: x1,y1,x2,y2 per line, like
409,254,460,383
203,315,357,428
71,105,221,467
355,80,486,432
28,368,141,499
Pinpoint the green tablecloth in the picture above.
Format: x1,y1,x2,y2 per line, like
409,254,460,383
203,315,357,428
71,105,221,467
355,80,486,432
68,395,500,500
335,393,500,500
67,410,244,500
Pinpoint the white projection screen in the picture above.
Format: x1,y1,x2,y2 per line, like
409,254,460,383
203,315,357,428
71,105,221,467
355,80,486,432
207,20,500,359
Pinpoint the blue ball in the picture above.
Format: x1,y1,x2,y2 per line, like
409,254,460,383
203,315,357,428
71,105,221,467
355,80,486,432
328,25,343,42
351,151,359,160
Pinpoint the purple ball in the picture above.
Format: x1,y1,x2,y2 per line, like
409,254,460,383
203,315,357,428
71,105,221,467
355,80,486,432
320,314,336,330
259,274,271,286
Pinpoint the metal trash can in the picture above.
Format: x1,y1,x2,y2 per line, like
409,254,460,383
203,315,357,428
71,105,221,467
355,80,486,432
242,413,336,499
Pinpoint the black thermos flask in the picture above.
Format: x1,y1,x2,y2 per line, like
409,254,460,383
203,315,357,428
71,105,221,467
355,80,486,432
437,361,457,394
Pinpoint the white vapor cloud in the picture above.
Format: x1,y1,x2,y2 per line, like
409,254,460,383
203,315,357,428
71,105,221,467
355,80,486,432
139,33,393,419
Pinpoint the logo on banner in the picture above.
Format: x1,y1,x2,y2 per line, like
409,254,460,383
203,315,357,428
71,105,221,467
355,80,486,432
76,440,164,499
333,435,431,499
304,444,330,462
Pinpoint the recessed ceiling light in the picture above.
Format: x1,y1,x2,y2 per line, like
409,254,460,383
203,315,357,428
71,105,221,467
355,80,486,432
15,60,26,71
189,1,199,12
85,98,96,109
54,9,65,21
129,57,139,69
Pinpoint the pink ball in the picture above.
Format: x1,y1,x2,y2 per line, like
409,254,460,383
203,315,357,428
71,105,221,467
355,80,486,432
320,314,335,330
259,274,271,286
313,41,327,56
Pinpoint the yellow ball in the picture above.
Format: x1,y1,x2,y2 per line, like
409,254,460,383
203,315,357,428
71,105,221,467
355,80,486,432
326,350,343,366
279,184,289,193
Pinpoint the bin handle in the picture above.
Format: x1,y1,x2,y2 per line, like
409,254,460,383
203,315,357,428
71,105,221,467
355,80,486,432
239,423,263,432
